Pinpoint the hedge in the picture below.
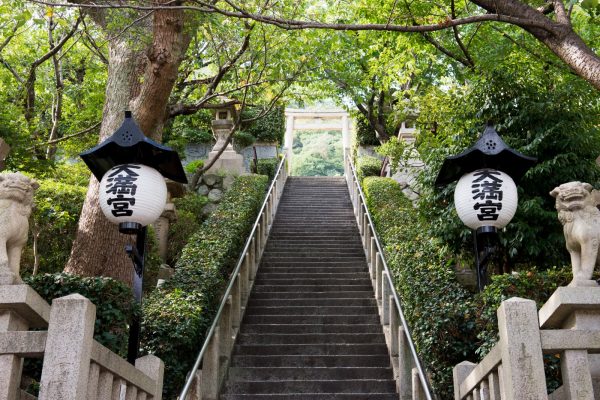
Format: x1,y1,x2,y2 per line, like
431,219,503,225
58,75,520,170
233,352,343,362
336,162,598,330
25,273,137,355
141,174,269,398
167,193,209,265
363,177,477,399
362,177,574,398
356,156,382,182
255,158,279,181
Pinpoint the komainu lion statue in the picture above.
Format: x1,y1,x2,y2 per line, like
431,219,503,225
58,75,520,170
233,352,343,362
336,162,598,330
0,173,38,284
550,181,600,287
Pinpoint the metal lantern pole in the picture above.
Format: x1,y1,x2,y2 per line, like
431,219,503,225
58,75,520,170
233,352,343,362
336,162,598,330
124,224,147,363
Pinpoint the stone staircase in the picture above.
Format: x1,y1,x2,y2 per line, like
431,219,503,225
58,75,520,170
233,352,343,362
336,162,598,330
220,176,398,399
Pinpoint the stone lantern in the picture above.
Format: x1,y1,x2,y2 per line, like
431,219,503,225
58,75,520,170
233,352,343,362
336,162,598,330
206,105,244,175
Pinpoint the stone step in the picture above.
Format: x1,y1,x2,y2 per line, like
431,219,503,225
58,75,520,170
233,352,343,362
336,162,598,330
244,306,377,316
258,267,368,274
247,298,376,307
252,284,373,293
253,278,372,286
256,272,369,279
221,393,398,400
249,291,375,300
236,332,385,345
230,354,391,368
233,343,389,356
259,262,368,269
226,367,393,381
240,324,384,334
241,314,380,325
222,379,396,394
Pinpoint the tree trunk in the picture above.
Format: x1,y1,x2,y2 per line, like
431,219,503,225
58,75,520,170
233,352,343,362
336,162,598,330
64,5,191,285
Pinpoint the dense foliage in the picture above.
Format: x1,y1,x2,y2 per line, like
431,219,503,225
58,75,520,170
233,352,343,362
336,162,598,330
24,177,87,275
240,106,286,144
25,273,137,355
356,155,382,182
292,131,344,176
415,70,600,270
167,193,209,266
255,157,280,180
141,174,269,398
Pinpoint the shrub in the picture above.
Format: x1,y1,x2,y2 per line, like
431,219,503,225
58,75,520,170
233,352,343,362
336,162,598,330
142,174,269,398
356,156,382,182
25,273,137,355
24,179,87,275
167,193,209,265
234,130,257,148
184,159,204,175
255,158,279,181
363,177,477,399
241,106,285,144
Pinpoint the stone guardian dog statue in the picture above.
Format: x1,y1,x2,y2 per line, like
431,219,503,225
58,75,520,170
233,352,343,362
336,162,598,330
550,181,600,287
0,172,38,284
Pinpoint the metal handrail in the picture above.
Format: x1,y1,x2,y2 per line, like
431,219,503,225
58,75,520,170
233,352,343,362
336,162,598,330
345,153,436,400
178,154,287,400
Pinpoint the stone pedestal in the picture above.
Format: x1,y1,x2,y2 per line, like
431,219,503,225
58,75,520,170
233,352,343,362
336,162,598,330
206,119,243,176
540,287,600,400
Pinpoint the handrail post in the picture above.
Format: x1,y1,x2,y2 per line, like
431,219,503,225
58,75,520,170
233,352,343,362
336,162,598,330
231,276,241,330
399,327,415,400
375,254,383,301
369,237,377,276
389,302,399,357
201,326,220,400
382,272,390,325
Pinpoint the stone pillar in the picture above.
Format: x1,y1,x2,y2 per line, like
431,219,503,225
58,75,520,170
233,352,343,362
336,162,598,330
0,311,28,400
284,114,294,174
497,297,546,400
39,294,96,400
135,355,164,400
341,114,350,162
539,286,600,399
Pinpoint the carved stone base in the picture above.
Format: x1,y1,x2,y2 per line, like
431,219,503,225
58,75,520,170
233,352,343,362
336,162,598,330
568,279,599,288
0,271,21,286
205,150,244,176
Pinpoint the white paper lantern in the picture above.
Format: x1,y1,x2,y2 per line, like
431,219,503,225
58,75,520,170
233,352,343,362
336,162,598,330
454,168,518,230
99,163,167,226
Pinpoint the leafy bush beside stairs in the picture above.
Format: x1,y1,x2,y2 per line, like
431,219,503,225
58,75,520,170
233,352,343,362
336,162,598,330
362,177,477,399
362,177,575,398
141,174,269,399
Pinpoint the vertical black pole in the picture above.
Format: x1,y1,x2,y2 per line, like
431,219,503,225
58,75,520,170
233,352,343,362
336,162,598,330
473,229,483,292
127,226,146,364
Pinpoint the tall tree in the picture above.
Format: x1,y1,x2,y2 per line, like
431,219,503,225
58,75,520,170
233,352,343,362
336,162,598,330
64,1,193,284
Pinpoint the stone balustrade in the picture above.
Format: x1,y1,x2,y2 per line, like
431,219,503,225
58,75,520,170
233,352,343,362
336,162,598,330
453,287,600,400
0,285,164,400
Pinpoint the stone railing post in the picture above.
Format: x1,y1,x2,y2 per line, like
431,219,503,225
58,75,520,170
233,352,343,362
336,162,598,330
136,355,164,400
39,294,96,400
496,297,546,400
0,309,28,400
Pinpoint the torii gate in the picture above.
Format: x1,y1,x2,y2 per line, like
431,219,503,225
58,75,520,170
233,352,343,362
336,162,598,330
284,108,353,174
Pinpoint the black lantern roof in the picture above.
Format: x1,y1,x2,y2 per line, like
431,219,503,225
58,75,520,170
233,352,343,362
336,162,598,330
80,111,188,184
435,124,536,187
